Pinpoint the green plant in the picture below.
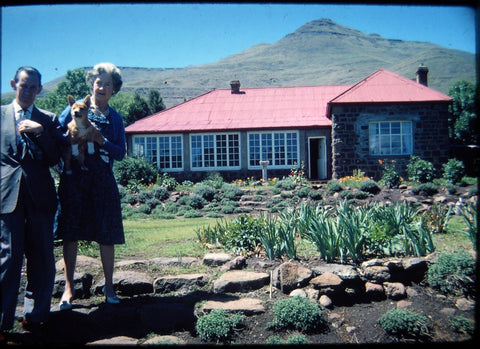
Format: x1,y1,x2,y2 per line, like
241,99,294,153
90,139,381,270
380,160,402,188
379,308,431,339
427,251,476,296
449,316,475,334
220,183,244,201
359,179,380,194
285,335,309,344
289,161,307,184
195,309,245,343
456,200,477,247
421,202,452,234
268,296,327,333
276,177,297,190
411,182,439,196
336,200,369,263
156,172,179,191
326,179,343,193
442,158,466,184
302,206,341,262
258,215,282,260
406,155,435,183
113,156,158,187
193,183,217,201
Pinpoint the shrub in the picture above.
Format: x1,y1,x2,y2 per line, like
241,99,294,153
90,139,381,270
223,215,263,254
195,309,245,343
268,296,327,333
193,183,217,201
381,161,402,188
137,188,153,203
187,194,207,209
156,172,178,191
285,335,309,344
406,155,435,183
339,189,353,200
136,204,151,214
220,183,244,201
184,210,203,218
449,316,475,334
353,190,370,200
379,308,430,339
427,251,476,296
113,156,158,187
150,185,169,201
327,180,343,193
296,186,311,198
145,198,161,209
275,177,297,191
442,158,465,184
164,201,180,214
203,172,225,189
411,182,438,196
359,179,380,194
308,190,322,200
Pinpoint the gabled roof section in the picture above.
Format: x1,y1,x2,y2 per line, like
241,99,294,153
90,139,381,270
125,85,351,134
330,69,452,104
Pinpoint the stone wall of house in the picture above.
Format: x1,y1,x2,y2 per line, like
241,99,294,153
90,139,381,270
331,103,451,180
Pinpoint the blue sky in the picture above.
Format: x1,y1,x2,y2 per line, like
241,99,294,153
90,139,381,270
1,3,476,93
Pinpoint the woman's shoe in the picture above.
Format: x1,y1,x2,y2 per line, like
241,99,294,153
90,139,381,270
59,300,73,311
102,286,120,304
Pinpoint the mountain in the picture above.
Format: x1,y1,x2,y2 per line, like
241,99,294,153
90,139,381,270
43,18,476,108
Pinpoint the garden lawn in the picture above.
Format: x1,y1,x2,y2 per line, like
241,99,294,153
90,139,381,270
117,217,212,259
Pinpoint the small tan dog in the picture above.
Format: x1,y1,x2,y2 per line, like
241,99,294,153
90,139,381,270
63,94,101,173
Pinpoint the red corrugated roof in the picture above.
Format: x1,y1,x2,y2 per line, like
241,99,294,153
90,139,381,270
125,69,452,134
125,85,351,133
330,69,453,104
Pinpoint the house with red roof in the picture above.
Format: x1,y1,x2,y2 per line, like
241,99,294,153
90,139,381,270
125,66,452,182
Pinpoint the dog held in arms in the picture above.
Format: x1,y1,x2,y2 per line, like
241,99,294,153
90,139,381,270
63,94,102,173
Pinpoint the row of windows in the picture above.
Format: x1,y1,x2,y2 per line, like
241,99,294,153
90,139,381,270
132,131,300,171
132,121,413,171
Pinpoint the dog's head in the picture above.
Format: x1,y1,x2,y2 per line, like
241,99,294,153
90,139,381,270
68,95,91,123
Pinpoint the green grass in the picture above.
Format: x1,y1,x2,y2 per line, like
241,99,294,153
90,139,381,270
117,217,214,259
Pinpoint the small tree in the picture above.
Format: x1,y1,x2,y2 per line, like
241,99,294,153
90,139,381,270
448,80,478,145
147,89,166,114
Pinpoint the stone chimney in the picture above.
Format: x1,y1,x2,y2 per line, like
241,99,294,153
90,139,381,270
230,80,241,94
416,64,429,86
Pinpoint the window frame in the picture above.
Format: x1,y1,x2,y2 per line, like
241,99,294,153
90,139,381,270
247,130,300,169
369,121,413,156
132,134,184,171
190,132,241,171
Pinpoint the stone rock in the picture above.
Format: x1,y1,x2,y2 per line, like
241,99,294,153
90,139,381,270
311,263,361,283
456,297,475,311
149,257,198,266
360,258,383,268
289,289,307,298
362,266,391,283
213,271,269,293
55,255,102,272
154,273,207,294
87,336,138,345
364,282,385,301
94,270,154,296
142,335,187,345
319,295,333,308
402,257,428,277
272,261,313,294
202,297,265,316
383,282,406,300
116,259,148,267
53,272,93,299
396,300,412,308
203,253,232,266
310,272,343,297
440,308,456,316
220,256,247,271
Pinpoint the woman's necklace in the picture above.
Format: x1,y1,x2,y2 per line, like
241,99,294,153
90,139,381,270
90,103,110,118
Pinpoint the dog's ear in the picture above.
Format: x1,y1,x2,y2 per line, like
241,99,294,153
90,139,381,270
84,95,91,107
68,95,75,107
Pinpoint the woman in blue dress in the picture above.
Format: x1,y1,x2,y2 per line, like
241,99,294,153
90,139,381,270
56,63,126,309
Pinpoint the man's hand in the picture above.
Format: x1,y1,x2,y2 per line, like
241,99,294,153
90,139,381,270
18,119,44,135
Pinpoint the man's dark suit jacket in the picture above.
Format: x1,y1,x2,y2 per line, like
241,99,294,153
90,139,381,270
1,102,61,215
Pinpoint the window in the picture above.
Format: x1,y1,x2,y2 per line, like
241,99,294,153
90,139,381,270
132,135,183,170
191,133,240,170
248,131,299,168
369,121,412,155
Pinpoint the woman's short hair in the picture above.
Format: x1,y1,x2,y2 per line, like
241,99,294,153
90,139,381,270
86,62,123,94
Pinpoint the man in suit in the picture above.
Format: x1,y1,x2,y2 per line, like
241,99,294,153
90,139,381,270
1,66,61,338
